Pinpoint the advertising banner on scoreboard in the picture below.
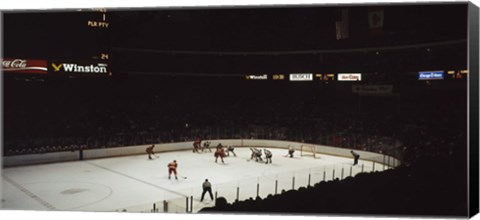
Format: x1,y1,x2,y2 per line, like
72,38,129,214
315,73,335,81
245,74,268,80
49,61,111,76
352,85,393,94
289,73,313,81
418,71,444,80
337,73,362,81
446,70,468,79
1,58,48,74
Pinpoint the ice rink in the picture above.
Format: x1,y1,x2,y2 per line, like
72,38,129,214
1,148,388,213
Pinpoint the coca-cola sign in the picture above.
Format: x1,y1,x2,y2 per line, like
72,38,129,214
1,58,48,74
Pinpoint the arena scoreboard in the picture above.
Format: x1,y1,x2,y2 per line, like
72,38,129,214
2,8,112,77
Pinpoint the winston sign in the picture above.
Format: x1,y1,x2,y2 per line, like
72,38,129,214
50,61,110,75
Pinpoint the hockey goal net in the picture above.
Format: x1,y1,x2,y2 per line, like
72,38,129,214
300,145,316,158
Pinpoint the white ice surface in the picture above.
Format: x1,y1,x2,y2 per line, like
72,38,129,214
1,148,387,213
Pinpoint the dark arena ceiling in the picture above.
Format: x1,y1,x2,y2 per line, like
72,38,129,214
2,3,469,75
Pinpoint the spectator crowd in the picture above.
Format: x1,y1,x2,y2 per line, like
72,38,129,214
3,73,468,216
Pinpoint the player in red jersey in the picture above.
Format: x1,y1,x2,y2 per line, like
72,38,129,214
193,138,201,153
214,144,225,163
145,144,155,159
168,160,178,179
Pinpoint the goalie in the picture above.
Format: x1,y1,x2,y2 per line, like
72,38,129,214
264,148,272,164
250,147,263,162
287,146,295,158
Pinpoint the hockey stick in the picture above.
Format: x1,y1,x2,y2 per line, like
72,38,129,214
177,174,187,179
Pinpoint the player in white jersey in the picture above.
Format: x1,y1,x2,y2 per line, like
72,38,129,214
202,140,212,152
264,148,272,164
225,145,236,157
250,147,263,162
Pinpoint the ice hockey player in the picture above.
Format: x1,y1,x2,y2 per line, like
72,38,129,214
145,144,155,159
168,160,178,179
193,138,202,153
250,147,263,162
264,148,272,164
225,145,236,157
214,144,225,163
350,150,360,165
287,146,295,158
202,140,212,153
